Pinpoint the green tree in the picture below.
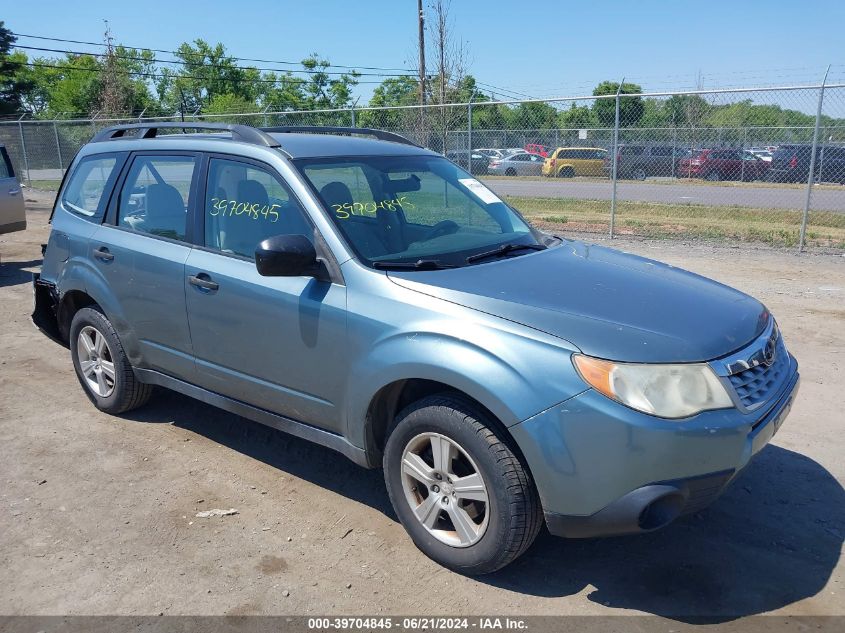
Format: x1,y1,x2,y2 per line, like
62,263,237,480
591,80,644,126
663,94,710,127
558,101,596,129
157,40,260,113
0,23,36,115
506,101,558,130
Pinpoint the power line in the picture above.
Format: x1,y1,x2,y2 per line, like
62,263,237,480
13,44,412,78
11,32,416,73
11,60,395,85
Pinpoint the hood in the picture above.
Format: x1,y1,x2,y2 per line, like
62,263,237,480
387,240,768,363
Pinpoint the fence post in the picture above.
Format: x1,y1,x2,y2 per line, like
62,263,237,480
53,122,64,172
350,105,356,128
609,78,624,239
17,114,30,185
740,127,747,181
467,94,474,173
799,66,830,253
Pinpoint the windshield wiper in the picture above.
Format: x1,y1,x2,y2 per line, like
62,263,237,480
466,242,546,264
372,259,457,270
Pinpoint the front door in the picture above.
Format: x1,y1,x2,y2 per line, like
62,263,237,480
184,155,347,433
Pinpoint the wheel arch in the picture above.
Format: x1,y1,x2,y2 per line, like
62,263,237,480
363,378,534,474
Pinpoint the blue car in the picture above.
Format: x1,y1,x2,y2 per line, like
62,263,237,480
33,123,800,574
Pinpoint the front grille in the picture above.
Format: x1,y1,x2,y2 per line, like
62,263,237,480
728,336,789,409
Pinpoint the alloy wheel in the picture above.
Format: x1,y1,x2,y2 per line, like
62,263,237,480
400,432,489,547
76,326,116,398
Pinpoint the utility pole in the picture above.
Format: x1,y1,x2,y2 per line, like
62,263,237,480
417,0,426,105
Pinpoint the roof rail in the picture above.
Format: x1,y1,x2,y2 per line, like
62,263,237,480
91,122,281,147
260,126,420,148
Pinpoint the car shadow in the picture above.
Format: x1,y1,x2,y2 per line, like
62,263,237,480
121,389,395,516
124,390,842,622
0,257,40,288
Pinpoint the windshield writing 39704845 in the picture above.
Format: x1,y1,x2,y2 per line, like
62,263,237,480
332,196,415,219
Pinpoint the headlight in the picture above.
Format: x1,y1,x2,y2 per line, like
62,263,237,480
572,354,734,419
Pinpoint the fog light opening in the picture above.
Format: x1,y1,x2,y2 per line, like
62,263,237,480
638,492,684,531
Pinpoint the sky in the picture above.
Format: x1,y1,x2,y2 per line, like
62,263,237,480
4,0,844,103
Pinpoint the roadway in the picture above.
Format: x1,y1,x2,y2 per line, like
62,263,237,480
481,178,845,212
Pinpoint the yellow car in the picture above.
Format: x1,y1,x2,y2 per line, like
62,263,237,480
542,147,608,178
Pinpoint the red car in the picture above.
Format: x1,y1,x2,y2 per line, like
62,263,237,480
524,143,550,158
677,149,769,181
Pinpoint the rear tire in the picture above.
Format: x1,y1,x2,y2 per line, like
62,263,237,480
69,307,153,414
505,168,517,176
632,167,647,180
706,171,721,182
383,395,542,575
557,167,575,178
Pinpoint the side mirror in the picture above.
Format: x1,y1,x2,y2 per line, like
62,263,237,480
255,234,321,278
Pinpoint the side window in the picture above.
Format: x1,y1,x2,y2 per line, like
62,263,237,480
61,154,120,220
651,147,672,157
118,155,196,241
204,158,312,259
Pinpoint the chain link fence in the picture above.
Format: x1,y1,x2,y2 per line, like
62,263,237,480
2,83,843,251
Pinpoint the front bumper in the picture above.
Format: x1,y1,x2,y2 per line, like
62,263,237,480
510,358,799,538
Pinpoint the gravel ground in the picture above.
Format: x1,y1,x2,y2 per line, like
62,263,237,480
1,189,843,621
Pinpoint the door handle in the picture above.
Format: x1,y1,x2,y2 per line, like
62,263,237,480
93,246,114,262
188,273,219,292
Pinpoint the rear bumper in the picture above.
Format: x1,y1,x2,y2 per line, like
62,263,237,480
512,360,800,539
31,273,63,342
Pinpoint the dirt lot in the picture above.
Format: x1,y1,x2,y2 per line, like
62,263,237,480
1,189,843,621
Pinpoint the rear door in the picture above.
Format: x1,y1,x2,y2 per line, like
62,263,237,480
0,146,26,234
92,151,200,380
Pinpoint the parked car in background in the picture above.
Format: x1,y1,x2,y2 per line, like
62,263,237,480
768,144,845,183
748,148,773,162
0,145,26,235
524,143,550,157
488,151,545,176
445,150,489,175
542,147,608,178
603,144,687,180
474,148,506,160
677,148,770,181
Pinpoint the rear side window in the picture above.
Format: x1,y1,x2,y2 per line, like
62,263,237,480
118,155,197,242
650,146,672,157
620,146,644,156
61,155,121,219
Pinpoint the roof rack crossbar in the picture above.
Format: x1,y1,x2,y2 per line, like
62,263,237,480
91,122,281,147
260,126,420,148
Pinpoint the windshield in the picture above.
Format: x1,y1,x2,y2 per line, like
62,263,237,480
295,154,545,268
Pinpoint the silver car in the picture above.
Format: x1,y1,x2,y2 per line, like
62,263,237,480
0,146,26,235
488,151,544,176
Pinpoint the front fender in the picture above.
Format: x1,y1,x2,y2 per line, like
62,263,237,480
344,323,588,451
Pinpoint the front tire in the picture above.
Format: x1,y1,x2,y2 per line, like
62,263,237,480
69,307,153,414
383,395,542,575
